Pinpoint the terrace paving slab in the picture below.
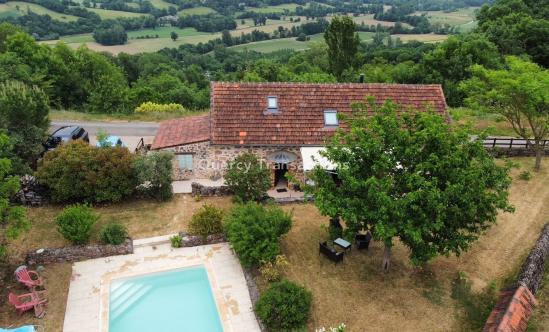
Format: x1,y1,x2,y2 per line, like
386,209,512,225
63,240,260,332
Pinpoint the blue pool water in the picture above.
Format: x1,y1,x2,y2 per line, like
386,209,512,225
109,266,223,332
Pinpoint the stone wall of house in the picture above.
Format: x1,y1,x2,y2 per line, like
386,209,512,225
162,142,305,185
26,239,133,265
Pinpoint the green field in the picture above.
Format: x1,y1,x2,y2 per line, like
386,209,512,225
352,14,411,28
127,26,208,39
86,7,150,19
0,1,80,21
414,7,479,31
231,37,313,52
148,0,175,10
178,6,217,15
245,3,300,13
391,33,449,43
229,32,375,53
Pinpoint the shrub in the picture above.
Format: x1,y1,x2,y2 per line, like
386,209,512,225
255,279,312,331
36,141,136,203
224,153,271,202
189,204,224,239
224,202,292,268
519,170,531,181
100,223,128,245
56,204,98,244
259,254,289,282
135,102,187,114
133,151,173,201
170,235,182,248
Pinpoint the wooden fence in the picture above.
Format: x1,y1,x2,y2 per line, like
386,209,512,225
482,138,549,150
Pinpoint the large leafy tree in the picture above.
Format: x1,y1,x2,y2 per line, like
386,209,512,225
420,33,502,107
476,0,549,67
307,99,513,270
324,15,359,79
462,56,549,171
0,133,28,261
0,80,50,172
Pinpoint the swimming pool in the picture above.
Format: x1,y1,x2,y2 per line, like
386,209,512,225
108,266,223,332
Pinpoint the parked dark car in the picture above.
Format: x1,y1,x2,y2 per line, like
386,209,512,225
45,126,89,151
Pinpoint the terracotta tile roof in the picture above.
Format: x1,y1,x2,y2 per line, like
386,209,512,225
483,285,538,332
210,82,449,146
151,115,209,150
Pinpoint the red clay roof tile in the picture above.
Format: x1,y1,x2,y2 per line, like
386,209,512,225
151,115,209,150
210,82,449,145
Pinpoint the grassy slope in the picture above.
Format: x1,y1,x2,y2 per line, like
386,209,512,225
86,7,149,19
0,1,80,21
148,0,174,10
178,6,217,15
414,7,479,32
245,3,300,13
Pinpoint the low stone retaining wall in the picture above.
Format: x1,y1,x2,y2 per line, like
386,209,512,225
26,239,133,265
178,232,226,247
191,182,232,197
484,223,549,332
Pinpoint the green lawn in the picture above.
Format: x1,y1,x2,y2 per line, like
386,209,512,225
230,34,327,53
0,1,80,21
178,6,217,15
86,7,150,19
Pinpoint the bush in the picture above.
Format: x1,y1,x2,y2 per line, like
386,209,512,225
189,204,224,239
519,170,532,181
255,279,312,331
224,202,292,268
100,223,128,245
135,102,187,113
170,235,182,248
56,204,98,244
224,153,271,202
259,254,289,282
36,141,136,203
133,151,174,201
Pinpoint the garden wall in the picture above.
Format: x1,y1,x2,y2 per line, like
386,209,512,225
483,223,549,332
191,182,232,196
26,239,133,265
178,232,225,247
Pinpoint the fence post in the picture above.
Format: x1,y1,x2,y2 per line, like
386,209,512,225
509,138,513,149
492,138,496,148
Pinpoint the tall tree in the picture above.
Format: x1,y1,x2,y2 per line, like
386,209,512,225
462,56,549,171
324,15,359,79
170,31,178,41
476,0,549,67
0,80,50,172
307,99,513,270
420,33,502,107
0,133,28,261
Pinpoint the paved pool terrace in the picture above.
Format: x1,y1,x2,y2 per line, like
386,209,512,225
63,236,261,332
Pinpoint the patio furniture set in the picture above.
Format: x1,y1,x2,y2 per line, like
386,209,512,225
7,266,47,319
319,232,372,264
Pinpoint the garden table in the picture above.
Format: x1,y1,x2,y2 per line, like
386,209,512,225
334,238,351,251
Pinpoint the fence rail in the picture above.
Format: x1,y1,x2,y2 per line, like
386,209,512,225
482,137,549,150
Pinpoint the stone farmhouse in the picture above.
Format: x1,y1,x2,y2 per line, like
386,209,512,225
151,82,449,190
